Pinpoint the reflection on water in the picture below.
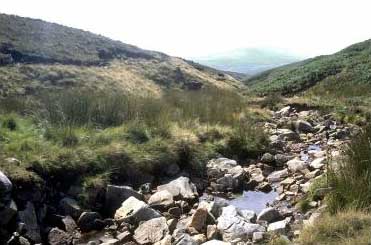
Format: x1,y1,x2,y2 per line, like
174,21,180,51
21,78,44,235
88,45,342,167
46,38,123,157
229,190,278,213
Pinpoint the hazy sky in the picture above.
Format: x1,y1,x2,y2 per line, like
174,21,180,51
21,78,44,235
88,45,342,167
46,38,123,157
2,0,371,58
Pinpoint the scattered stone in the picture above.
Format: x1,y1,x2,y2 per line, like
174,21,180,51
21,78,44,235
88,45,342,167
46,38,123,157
294,120,314,133
217,206,265,242
157,177,198,200
139,183,152,195
173,232,197,245
267,219,288,233
202,240,230,245
59,197,82,220
0,171,12,205
116,231,131,243
168,206,182,218
48,228,71,245
105,185,144,216
239,210,256,223
148,190,174,209
192,234,207,244
62,215,77,233
114,196,161,224
77,212,102,232
0,199,17,225
206,225,218,240
189,208,208,232
252,231,265,242
257,207,282,223
18,202,41,243
261,153,275,164
267,169,289,183
286,158,307,173
134,217,169,245
310,157,326,169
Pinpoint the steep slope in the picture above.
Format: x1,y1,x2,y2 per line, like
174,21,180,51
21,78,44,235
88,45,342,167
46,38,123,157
194,48,301,75
0,13,244,97
246,39,371,95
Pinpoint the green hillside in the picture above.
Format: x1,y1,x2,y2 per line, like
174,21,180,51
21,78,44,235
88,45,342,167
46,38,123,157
0,13,244,97
246,39,371,96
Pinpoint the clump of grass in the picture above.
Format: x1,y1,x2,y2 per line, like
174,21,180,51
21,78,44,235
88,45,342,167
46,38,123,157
298,210,371,245
326,125,371,213
260,93,284,111
2,116,17,131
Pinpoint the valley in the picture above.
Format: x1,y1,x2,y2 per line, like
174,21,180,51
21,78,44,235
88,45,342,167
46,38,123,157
0,12,371,245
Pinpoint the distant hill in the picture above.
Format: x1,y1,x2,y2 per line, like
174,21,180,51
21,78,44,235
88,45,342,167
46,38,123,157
245,39,371,95
193,48,301,75
0,13,245,97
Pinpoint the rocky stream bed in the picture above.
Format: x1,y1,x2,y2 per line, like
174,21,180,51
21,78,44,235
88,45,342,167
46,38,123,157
0,105,357,244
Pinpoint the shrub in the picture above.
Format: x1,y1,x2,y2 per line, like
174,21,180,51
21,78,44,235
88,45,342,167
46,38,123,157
3,117,17,131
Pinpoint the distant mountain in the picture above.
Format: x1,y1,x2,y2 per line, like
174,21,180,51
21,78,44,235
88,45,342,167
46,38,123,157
245,39,371,95
193,48,302,75
0,14,245,97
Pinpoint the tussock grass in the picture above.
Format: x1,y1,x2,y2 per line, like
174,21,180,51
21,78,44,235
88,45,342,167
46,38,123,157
0,88,268,194
326,125,371,213
298,210,371,245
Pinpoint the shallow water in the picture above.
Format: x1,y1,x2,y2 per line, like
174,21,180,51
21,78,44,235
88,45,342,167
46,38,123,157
229,190,278,213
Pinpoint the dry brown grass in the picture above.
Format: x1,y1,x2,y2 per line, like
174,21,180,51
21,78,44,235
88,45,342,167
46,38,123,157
298,210,371,245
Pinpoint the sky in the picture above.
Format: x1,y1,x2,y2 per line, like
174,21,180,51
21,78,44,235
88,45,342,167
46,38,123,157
1,0,371,59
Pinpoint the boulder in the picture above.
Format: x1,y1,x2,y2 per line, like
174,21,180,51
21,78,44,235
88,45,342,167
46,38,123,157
252,231,265,242
261,153,275,164
105,185,144,216
239,210,256,223
61,215,77,233
274,154,294,166
216,174,237,192
192,234,207,244
6,232,31,245
189,208,208,232
275,129,299,141
77,212,102,232
0,171,12,205
48,228,72,245
114,196,161,224
293,120,314,134
275,106,291,117
267,169,289,183
257,207,282,223
217,206,265,242
310,157,325,169
0,199,17,225
206,225,218,240
157,177,198,200
134,217,169,244
286,158,308,172
173,233,197,245
59,197,82,220
207,158,238,172
18,202,41,243
202,241,230,245
148,190,174,209
267,219,289,233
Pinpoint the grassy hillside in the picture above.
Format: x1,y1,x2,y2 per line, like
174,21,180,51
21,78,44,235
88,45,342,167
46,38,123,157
0,13,245,97
246,39,371,96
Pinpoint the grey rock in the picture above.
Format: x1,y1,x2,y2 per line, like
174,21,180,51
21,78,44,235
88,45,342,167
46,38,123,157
257,207,281,223
238,209,256,223
267,169,288,183
0,171,12,205
157,177,198,200
62,215,77,233
267,219,288,233
294,120,314,134
134,217,169,244
202,241,230,245
0,199,17,225
114,196,161,224
173,233,197,245
252,231,265,242
48,228,72,245
59,197,82,220
217,206,265,242
18,202,41,243
261,153,275,164
77,212,102,232
148,190,174,209
286,158,308,172
310,157,326,169
105,185,144,216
